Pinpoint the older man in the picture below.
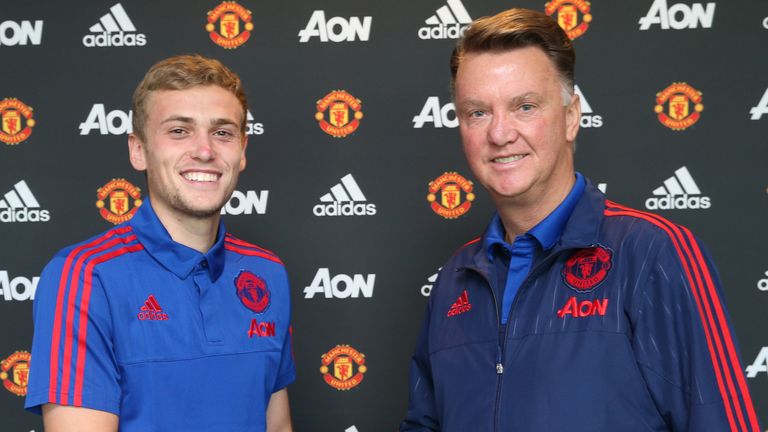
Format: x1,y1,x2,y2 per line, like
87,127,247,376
401,8,760,432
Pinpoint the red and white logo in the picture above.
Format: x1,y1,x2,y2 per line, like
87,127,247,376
320,345,367,390
138,294,168,320
654,82,704,130
0,98,35,145
562,246,612,292
427,172,475,219
447,290,472,317
206,1,253,49
545,0,592,40
1,350,30,396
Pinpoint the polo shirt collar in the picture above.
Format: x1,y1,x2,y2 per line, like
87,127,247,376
128,198,226,281
485,172,586,258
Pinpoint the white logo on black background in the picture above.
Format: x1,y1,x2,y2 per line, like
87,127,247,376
413,97,457,128
313,174,376,216
758,271,768,291
221,190,268,215
420,268,441,296
746,347,768,378
0,180,50,223
749,88,768,120
639,0,716,30
419,0,471,39
80,104,132,135
83,3,147,47
298,10,372,42
0,20,43,46
645,166,711,210
0,271,38,301
304,268,375,299
574,85,603,128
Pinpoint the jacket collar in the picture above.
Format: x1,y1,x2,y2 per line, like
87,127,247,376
462,178,606,275
128,198,226,281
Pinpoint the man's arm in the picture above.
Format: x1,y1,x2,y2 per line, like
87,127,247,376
400,303,440,431
42,404,118,432
631,230,761,431
266,388,292,432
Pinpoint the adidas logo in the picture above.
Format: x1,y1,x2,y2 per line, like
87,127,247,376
137,294,168,321
313,174,377,217
645,166,711,210
0,180,50,223
447,290,472,317
82,3,147,47
574,85,603,128
418,0,471,40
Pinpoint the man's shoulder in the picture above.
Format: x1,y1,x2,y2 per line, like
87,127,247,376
601,199,691,244
48,224,137,264
222,233,285,266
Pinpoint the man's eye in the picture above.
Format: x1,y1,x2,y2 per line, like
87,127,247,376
519,104,536,112
214,130,235,137
469,110,486,118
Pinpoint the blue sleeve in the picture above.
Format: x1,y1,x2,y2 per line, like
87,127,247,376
272,269,295,393
25,251,121,415
629,230,761,431
400,300,440,431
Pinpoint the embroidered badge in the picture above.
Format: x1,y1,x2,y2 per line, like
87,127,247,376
234,270,270,313
562,245,613,292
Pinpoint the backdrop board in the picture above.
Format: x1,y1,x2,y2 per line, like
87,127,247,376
0,0,766,431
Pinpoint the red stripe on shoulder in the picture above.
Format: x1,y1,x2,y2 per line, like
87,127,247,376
461,237,482,249
604,201,758,431
48,226,132,404
225,234,279,257
73,242,143,406
225,244,284,265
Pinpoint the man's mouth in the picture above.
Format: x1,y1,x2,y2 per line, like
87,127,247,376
492,155,525,163
182,172,219,182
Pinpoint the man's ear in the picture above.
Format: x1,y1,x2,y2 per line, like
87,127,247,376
239,135,248,172
565,92,581,143
128,134,147,171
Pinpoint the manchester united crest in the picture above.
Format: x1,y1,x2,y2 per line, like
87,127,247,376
235,270,270,313
0,98,35,145
427,172,475,219
562,246,613,292
545,0,592,40
654,82,704,131
1,351,31,396
206,1,253,49
320,345,367,391
315,90,363,138
96,179,142,225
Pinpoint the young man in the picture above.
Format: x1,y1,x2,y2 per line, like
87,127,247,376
26,55,294,431
401,8,761,431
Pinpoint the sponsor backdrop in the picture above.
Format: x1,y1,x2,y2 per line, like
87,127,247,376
1,0,766,430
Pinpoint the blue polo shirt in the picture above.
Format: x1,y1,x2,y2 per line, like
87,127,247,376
26,199,295,431
485,173,586,324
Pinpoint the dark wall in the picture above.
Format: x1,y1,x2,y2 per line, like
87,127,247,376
1,1,766,430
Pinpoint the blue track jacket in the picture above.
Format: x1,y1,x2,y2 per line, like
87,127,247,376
401,182,761,432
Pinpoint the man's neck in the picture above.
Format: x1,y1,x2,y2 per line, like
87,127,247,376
152,204,221,253
495,177,575,242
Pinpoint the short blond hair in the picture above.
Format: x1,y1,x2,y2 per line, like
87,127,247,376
131,54,247,141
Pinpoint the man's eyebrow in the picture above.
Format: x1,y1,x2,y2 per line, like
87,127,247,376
210,118,239,127
160,116,195,125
